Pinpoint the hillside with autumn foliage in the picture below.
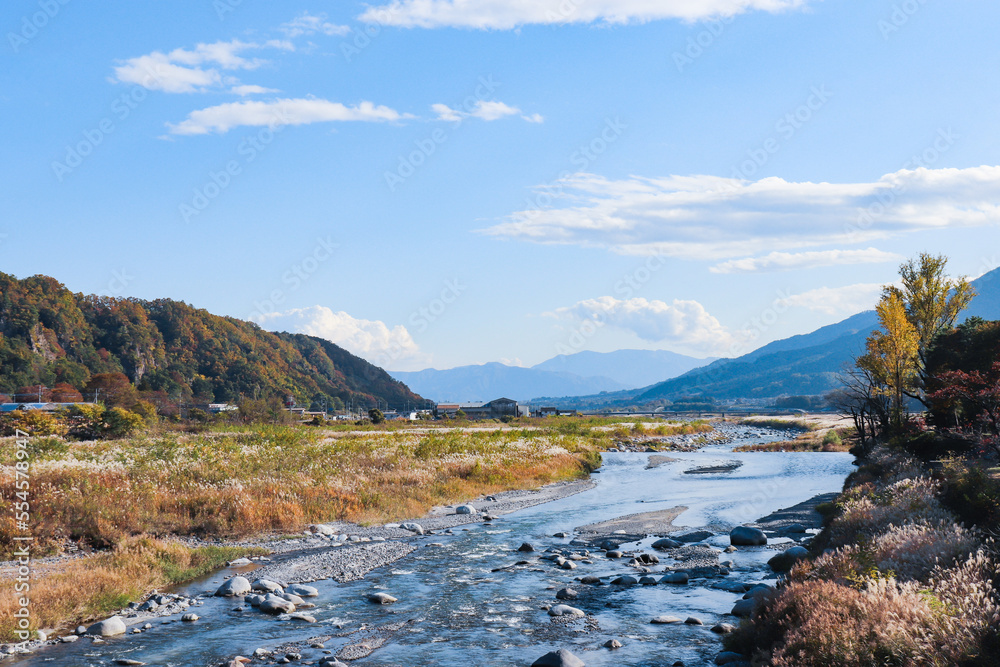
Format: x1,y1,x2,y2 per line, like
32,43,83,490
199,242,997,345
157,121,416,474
0,272,425,409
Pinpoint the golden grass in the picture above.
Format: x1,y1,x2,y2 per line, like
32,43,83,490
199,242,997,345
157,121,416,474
0,426,603,556
0,536,266,642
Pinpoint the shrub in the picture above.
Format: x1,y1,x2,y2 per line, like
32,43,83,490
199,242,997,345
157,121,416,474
823,429,843,446
104,407,144,438
0,410,67,436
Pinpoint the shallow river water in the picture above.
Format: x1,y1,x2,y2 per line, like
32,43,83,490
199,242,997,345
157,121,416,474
13,431,855,667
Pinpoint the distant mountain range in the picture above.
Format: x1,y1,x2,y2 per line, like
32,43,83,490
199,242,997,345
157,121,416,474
540,266,1000,408
390,349,714,403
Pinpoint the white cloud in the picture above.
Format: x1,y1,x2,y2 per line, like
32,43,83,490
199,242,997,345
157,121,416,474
255,306,428,370
482,167,1000,259
521,113,545,124
778,283,885,315
432,99,534,123
710,248,903,274
167,98,410,135
280,12,351,37
230,84,280,96
113,39,283,93
360,0,806,29
549,296,740,355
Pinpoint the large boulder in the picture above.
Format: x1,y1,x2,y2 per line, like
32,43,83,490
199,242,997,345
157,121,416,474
730,599,757,617
650,615,683,624
368,592,398,605
87,617,127,637
251,579,283,594
729,526,767,546
401,522,424,535
611,575,638,586
285,584,319,598
259,595,295,615
661,572,689,585
768,546,810,573
216,576,252,597
517,542,535,552
532,649,586,667
555,588,578,600
456,505,477,515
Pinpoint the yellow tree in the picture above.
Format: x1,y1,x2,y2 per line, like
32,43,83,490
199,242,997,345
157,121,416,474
859,291,920,430
885,253,976,403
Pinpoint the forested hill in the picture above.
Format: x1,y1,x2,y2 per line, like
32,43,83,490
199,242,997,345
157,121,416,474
0,272,424,408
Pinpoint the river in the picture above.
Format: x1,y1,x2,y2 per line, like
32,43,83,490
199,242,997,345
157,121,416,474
10,427,854,666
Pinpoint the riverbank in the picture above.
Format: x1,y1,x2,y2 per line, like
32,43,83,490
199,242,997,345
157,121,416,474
723,442,1000,665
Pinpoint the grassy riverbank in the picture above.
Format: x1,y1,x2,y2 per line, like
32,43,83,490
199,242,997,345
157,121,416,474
725,442,1000,665
0,538,266,642
0,421,614,642
0,423,606,557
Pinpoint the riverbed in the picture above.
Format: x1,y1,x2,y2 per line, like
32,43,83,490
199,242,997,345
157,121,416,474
8,425,854,666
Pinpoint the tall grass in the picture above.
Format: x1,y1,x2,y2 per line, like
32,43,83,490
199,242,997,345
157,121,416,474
0,425,602,557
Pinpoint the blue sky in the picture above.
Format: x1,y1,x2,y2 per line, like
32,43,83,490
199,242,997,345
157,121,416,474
3,0,999,371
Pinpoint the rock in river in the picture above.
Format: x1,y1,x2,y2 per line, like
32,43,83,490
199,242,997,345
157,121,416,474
285,584,319,598
730,599,756,618
651,615,683,624
456,504,478,515
548,604,585,617
652,538,682,550
611,575,638,586
87,617,127,637
768,546,809,573
259,595,295,615
661,572,689,585
532,649,586,667
729,526,767,546
518,542,535,552
252,579,283,594
555,588,578,600
368,592,398,605
216,576,252,597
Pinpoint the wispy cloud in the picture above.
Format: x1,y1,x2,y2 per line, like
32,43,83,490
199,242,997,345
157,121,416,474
360,0,807,29
167,98,411,135
279,12,351,37
433,100,540,123
230,84,280,96
255,306,428,369
113,39,290,94
482,167,1000,259
778,283,885,315
710,248,903,274
548,296,740,355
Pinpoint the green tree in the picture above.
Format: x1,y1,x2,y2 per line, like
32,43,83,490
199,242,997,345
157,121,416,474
368,408,386,424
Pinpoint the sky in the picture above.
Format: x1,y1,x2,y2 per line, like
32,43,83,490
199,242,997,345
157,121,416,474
3,0,999,372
